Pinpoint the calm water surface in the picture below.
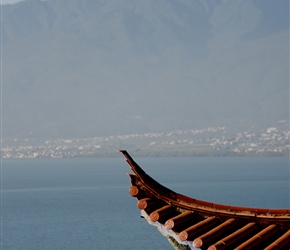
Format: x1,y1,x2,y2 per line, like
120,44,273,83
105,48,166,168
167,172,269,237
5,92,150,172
1,157,289,250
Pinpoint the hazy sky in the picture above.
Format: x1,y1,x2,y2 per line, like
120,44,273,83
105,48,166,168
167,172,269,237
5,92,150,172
1,0,23,4
1,0,289,138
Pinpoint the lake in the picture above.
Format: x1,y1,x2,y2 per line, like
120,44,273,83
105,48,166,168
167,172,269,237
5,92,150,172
1,157,289,249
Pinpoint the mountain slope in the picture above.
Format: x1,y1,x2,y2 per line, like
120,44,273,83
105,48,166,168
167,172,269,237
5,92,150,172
1,0,289,138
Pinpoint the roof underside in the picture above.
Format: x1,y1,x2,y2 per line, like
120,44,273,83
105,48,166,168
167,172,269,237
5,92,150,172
120,150,290,250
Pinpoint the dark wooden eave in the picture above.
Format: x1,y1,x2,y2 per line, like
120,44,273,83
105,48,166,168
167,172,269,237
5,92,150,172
120,150,290,250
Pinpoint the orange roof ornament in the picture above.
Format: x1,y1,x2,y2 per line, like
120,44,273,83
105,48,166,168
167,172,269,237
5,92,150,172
119,150,290,250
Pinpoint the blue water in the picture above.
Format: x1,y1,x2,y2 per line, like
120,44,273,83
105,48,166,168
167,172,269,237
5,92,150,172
1,157,289,250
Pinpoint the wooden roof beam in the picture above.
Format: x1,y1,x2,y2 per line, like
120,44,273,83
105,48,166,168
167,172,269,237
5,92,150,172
208,222,257,250
179,216,218,241
192,218,237,248
165,211,194,230
264,229,290,250
150,205,175,223
234,224,278,249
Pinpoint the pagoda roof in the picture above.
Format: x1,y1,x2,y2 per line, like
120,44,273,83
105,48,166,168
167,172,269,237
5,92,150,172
120,150,290,250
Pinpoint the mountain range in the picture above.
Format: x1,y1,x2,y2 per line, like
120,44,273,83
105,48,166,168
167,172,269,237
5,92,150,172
1,0,289,139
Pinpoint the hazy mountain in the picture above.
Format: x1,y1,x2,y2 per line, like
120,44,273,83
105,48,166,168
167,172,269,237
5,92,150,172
1,0,289,139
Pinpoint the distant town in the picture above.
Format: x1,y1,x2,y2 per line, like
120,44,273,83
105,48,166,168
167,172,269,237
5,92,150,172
1,122,289,158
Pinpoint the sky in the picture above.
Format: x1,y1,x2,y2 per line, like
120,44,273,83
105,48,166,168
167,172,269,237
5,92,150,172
1,0,23,4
